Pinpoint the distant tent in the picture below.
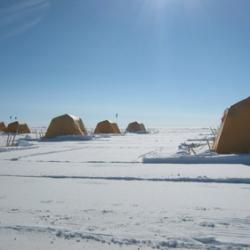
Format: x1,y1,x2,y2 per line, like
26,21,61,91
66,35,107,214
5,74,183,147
140,123,146,132
126,121,147,133
0,122,6,131
111,123,121,134
45,114,87,138
5,121,31,134
94,120,120,134
213,97,250,154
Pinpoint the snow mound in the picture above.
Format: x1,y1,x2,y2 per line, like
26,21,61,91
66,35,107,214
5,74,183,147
143,131,250,165
0,224,225,249
143,152,250,165
1,224,249,249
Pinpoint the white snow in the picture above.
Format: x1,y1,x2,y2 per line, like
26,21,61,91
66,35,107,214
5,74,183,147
0,128,250,249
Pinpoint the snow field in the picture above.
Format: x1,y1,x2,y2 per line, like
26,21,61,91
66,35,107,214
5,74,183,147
0,128,250,249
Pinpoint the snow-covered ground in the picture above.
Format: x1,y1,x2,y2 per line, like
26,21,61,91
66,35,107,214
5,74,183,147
0,128,250,249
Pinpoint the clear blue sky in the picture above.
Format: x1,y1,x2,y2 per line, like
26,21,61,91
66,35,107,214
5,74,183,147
0,0,249,128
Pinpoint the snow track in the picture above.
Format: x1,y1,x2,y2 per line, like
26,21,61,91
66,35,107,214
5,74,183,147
2,173,250,185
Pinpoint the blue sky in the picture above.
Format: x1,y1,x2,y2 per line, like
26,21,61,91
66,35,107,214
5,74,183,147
0,0,249,128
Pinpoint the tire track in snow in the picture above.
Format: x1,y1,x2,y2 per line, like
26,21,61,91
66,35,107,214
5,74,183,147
1,159,141,164
6,146,92,161
1,174,250,185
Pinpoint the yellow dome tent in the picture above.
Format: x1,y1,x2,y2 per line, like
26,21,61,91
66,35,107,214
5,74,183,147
0,122,6,131
111,122,121,134
45,114,86,138
213,97,250,154
94,120,120,134
126,121,147,133
5,121,31,134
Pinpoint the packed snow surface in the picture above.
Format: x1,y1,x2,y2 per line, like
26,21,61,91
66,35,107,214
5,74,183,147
0,128,250,249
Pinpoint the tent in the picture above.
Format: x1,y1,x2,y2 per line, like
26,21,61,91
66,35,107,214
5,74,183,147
0,122,6,131
111,123,121,134
5,121,31,134
45,114,87,138
94,120,120,134
213,97,250,154
126,121,147,133
140,123,147,132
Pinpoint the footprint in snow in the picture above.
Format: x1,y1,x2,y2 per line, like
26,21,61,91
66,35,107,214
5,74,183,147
199,221,215,228
8,208,19,213
40,200,53,204
101,209,113,214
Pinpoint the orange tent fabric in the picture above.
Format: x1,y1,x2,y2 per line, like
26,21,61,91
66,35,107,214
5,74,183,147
45,114,86,138
111,123,121,134
94,120,120,134
0,122,6,131
213,97,250,154
140,123,146,132
5,121,31,134
126,121,147,133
